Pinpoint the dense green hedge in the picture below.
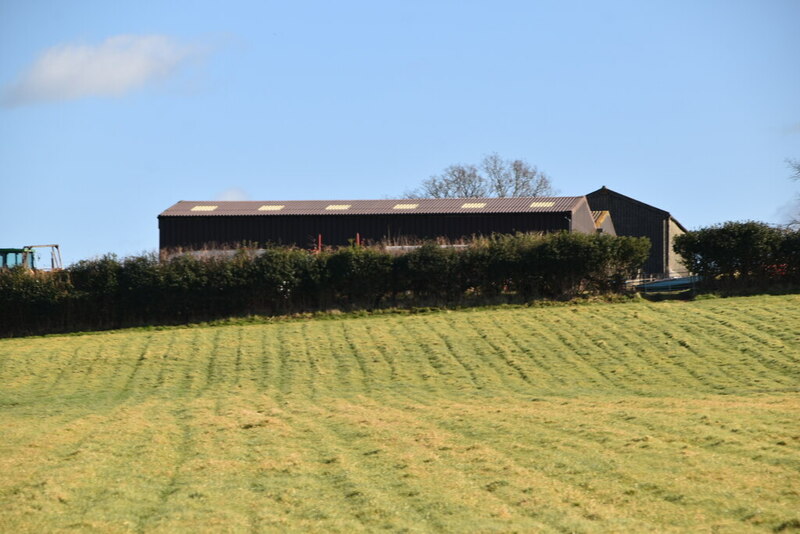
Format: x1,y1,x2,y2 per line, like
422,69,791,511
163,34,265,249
673,221,800,289
0,232,649,337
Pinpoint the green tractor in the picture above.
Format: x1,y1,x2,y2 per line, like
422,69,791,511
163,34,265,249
0,245,62,270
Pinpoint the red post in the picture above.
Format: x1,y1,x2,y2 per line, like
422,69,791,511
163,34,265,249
356,233,361,246
317,234,323,252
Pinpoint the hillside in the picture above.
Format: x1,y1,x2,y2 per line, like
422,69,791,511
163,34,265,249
1,295,799,532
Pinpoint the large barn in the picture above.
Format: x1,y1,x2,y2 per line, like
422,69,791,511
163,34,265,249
158,196,609,252
586,186,688,277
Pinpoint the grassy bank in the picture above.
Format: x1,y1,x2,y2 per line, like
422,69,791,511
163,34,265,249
1,294,799,532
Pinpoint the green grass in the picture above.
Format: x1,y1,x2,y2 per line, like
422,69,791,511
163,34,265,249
1,294,799,533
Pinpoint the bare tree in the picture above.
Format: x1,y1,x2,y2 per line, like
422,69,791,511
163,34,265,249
788,158,800,228
412,164,487,198
406,153,554,198
508,158,552,197
481,153,511,197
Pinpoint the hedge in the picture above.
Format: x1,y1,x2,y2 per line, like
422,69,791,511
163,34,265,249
0,232,650,337
673,221,800,289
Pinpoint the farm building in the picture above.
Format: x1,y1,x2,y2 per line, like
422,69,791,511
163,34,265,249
592,210,616,235
586,186,688,277
158,196,609,252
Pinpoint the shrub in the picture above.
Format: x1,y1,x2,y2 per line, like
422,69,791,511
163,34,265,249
465,234,531,298
323,247,393,308
587,234,651,292
247,248,310,313
0,267,72,335
394,242,461,303
673,221,791,288
117,253,164,323
777,229,800,283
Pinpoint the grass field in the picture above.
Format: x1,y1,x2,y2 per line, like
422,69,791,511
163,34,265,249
1,294,799,533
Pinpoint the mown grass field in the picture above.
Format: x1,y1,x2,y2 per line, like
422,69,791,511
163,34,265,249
1,294,799,533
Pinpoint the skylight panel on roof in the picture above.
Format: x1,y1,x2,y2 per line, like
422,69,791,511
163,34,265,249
191,205,218,212
393,203,418,210
258,205,285,211
461,202,486,209
325,204,351,210
529,201,555,208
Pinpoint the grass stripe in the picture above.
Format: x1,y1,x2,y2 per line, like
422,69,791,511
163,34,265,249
2,294,800,532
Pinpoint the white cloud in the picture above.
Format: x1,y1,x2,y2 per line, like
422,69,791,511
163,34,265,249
215,188,250,201
2,35,198,106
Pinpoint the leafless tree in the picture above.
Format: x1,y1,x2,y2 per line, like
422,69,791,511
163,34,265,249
406,153,554,198
789,158,800,180
788,158,800,228
480,153,510,197
413,164,487,198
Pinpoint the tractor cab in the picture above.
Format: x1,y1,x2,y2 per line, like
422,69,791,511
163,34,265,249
0,245,62,270
0,247,34,269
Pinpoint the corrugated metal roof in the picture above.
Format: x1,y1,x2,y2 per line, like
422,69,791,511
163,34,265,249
160,197,586,217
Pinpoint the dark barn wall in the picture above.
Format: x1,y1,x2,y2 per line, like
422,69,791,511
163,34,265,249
586,189,667,275
159,212,575,251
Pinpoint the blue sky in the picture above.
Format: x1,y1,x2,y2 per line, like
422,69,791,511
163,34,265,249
1,0,798,265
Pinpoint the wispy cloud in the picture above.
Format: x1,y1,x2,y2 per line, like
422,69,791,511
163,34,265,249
2,35,199,106
215,188,250,201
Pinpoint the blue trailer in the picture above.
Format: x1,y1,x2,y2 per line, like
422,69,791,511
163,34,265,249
636,276,701,292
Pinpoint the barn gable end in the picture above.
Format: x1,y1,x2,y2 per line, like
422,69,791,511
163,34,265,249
586,186,687,277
